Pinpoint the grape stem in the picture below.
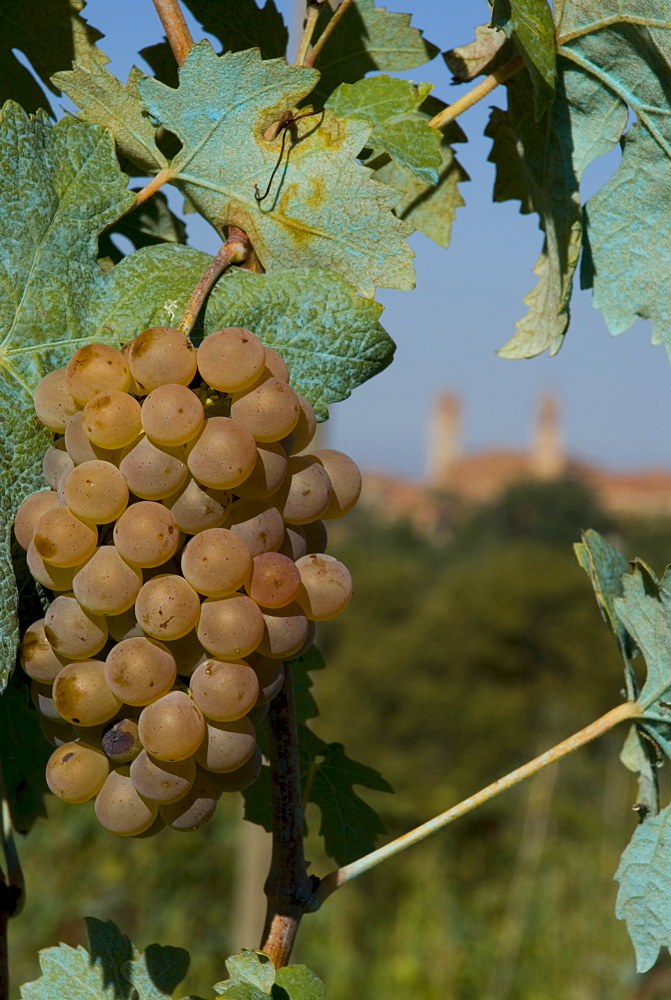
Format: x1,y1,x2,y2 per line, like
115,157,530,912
151,0,194,65
260,666,316,967
0,772,25,1000
315,700,639,903
302,0,354,68
178,236,251,336
295,4,321,67
429,53,524,130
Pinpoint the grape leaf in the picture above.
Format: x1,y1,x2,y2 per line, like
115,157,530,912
620,724,659,819
370,97,469,248
243,722,393,865
138,42,414,296
444,24,507,82
183,0,288,61
574,528,636,697
308,0,439,106
88,244,395,420
488,60,627,358
293,647,327,725
52,50,167,174
0,676,50,834
489,0,557,116
556,3,671,353
326,76,441,184
615,801,671,972
0,0,103,115
213,949,325,1000
20,918,190,999
99,191,187,265
273,966,326,1000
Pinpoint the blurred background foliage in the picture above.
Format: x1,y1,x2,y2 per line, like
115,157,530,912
10,477,671,999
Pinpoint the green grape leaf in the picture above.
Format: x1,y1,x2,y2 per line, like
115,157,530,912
574,528,636,697
243,720,393,865
556,3,671,353
326,76,441,184
488,59,627,358
444,24,507,82
615,800,671,972
139,41,180,89
489,0,557,116
292,647,327,725
183,0,288,60
371,96,469,248
21,918,190,999
213,950,325,1000
52,51,167,174
0,675,50,834
273,966,326,1000
308,0,439,106
138,42,414,296
620,724,659,819
0,0,103,115
99,191,187,265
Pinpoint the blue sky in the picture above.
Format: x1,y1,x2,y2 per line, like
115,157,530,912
76,1,671,479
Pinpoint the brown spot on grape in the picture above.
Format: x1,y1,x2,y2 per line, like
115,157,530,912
62,752,74,763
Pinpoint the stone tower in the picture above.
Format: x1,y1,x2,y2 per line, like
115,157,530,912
531,391,565,479
426,392,462,487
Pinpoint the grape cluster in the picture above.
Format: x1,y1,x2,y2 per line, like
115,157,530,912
15,326,359,836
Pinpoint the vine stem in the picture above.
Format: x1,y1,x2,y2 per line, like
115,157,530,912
151,0,194,65
295,4,321,67
178,235,250,336
0,772,24,1000
316,700,639,903
134,167,175,207
302,0,354,68
260,666,315,968
429,53,524,130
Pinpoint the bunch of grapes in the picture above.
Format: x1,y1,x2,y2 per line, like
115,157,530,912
14,325,360,836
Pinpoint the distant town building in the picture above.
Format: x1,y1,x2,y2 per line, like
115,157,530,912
360,392,671,528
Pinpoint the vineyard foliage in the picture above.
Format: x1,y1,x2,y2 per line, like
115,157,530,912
2,0,671,994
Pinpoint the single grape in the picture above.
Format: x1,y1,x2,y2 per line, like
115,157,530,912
163,478,231,534
82,390,142,449
33,368,79,432
197,327,266,392
197,595,264,659
127,327,197,393
263,347,290,383
228,500,284,557
246,700,270,726
95,767,158,837
141,383,204,446
119,436,189,501
195,717,256,772
230,378,301,443
210,744,262,793
130,749,196,804
245,552,301,609
135,574,201,640
162,629,208,679
53,660,122,726
44,595,108,660
181,528,252,598
113,501,179,568
65,410,117,465
138,691,205,762
42,440,75,490
186,416,257,490
256,603,311,659
295,553,353,620
20,619,67,682
106,606,144,642
101,718,143,763
233,442,287,500
248,654,284,705
65,343,131,404
278,525,307,561
309,449,362,518
46,740,109,802
105,636,176,706
73,546,143,616
159,769,217,831
189,659,259,721
26,541,82,591
62,460,129,523
14,490,59,550
291,395,317,453
275,456,332,524
303,519,328,554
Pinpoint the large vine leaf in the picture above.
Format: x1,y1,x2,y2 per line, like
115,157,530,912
370,96,469,248
98,191,187,265
308,0,439,106
20,918,191,1000
444,24,507,82
615,801,671,973
138,42,414,296
213,949,325,1000
52,50,167,174
326,76,441,184
489,0,557,116
0,0,103,114
244,721,393,866
183,0,288,61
